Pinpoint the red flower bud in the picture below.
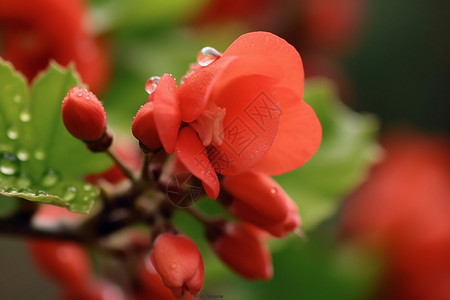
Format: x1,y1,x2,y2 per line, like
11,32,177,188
150,233,204,298
222,172,290,227
209,222,272,280
259,197,301,237
132,101,162,150
62,86,107,141
27,239,92,289
136,256,195,300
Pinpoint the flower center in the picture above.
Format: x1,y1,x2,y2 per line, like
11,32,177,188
189,103,226,147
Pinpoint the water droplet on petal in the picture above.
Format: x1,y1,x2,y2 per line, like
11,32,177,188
17,150,30,161
19,110,32,122
41,169,60,187
63,186,77,201
0,153,19,176
197,46,221,67
171,263,178,270
145,76,160,94
270,187,277,194
6,125,19,140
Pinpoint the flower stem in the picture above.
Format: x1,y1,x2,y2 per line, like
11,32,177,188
106,149,136,183
183,207,212,225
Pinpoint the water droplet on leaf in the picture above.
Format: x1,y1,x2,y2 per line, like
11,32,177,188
145,76,160,94
6,125,19,140
16,175,31,189
63,186,77,201
34,149,46,161
17,150,30,161
41,169,60,187
0,153,19,176
13,95,22,104
197,46,221,67
19,110,32,122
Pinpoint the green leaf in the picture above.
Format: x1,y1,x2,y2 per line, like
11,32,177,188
276,79,381,231
0,60,112,213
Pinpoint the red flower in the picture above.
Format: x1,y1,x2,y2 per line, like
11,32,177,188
340,130,450,300
0,0,110,93
208,222,273,280
175,31,322,199
62,86,107,141
150,233,204,298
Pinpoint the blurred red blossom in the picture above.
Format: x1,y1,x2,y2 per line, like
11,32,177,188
340,130,450,300
0,0,110,93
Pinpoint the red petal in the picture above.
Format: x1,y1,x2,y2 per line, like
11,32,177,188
209,75,280,175
223,31,304,97
153,74,181,153
132,102,162,150
175,127,220,199
252,88,322,175
178,56,236,122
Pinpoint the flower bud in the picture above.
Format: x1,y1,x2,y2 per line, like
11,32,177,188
222,172,289,227
208,222,272,280
132,101,162,150
259,198,301,237
136,256,195,300
62,86,107,141
150,233,204,298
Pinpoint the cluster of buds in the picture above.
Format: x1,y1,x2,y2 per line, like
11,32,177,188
48,31,322,299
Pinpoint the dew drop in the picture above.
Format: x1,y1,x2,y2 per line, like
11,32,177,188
0,153,19,176
19,110,32,122
270,187,277,194
63,186,77,201
16,175,31,189
17,150,30,161
197,46,221,67
36,190,47,196
6,125,19,140
13,95,22,104
83,196,89,202
41,169,60,187
83,184,93,192
4,187,18,194
171,263,178,270
34,149,46,161
145,76,160,94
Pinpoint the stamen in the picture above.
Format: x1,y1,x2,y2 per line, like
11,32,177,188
189,103,226,147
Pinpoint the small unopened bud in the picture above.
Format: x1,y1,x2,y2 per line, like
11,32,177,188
136,256,195,300
208,222,273,280
62,86,107,141
222,172,289,227
150,233,204,298
132,102,162,151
